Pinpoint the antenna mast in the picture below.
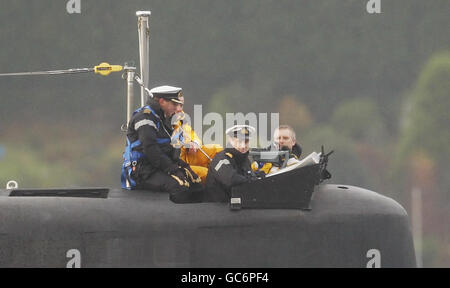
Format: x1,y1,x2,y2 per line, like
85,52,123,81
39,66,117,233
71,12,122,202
136,11,151,106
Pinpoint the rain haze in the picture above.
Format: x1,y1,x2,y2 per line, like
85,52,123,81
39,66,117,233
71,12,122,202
0,0,449,267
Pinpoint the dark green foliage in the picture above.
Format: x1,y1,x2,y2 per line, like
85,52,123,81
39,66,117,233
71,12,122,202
0,0,449,266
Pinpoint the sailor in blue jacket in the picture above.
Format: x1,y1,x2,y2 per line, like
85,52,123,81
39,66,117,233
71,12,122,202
121,85,201,202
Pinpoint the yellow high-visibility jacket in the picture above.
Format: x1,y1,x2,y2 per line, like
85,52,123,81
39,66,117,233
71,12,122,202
251,162,273,174
175,121,223,182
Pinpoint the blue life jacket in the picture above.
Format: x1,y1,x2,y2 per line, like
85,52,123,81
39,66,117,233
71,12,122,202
121,105,170,190
170,124,186,148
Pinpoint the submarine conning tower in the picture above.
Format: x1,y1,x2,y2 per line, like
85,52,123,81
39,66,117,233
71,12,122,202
0,10,416,268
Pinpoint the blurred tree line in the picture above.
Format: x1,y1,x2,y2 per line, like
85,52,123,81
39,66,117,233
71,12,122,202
0,0,449,266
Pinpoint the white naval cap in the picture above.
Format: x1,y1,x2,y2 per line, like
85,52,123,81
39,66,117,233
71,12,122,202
149,85,183,104
226,124,256,139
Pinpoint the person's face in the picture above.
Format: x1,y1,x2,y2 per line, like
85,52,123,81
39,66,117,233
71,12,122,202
228,136,250,154
159,98,181,118
175,96,184,114
274,128,295,150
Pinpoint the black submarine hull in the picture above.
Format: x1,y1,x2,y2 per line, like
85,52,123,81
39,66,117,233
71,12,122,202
0,184,416,267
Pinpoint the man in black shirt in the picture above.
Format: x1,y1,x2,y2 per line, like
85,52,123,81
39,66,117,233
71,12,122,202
252,124,302,174
273,125,302,159
204,125,258,202
121,85,201,202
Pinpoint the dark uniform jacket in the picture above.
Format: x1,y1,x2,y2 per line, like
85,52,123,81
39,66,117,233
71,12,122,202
205,148,254,202
127,98,179,184
290,143,302,159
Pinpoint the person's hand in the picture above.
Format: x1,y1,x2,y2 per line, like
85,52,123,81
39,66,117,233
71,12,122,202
174,169,187,181
168,166,190,187
166,163,181,175
183,166,201,184
254,170,266,179
177,158,189,168
187,142,198,154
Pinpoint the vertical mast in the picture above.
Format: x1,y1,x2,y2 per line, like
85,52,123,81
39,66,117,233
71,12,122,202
136,11,151,106
124,64,136,126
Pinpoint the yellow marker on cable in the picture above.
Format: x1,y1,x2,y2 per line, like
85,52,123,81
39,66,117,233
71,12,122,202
0,62,123,77
94,62,123,76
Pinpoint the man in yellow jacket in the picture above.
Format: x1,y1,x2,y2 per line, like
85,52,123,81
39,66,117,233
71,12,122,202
171,95,222,182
